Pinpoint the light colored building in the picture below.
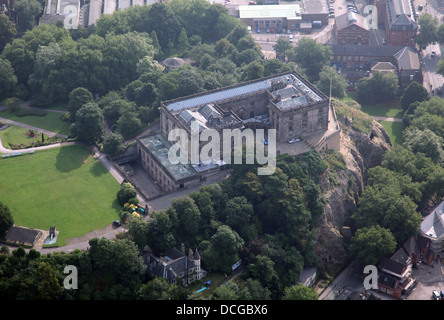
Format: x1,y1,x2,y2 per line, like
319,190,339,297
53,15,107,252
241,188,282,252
238,4,302,32
137,133,200,192
160,71,329,146
40,0,82,28
420,200,444,257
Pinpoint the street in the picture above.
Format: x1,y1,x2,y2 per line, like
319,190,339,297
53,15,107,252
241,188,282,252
414,0,444,95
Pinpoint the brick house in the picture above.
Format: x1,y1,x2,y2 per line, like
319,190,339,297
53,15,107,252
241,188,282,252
334,12,370,45
380,0,418,47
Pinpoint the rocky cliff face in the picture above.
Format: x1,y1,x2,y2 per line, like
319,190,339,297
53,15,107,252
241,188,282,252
315,119,392,271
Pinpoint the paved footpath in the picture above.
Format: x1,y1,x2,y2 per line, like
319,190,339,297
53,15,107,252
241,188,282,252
0,116,68,138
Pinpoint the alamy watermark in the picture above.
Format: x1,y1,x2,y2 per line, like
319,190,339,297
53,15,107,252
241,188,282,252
63,265,78,290
363,265,378,290
168,121,276,176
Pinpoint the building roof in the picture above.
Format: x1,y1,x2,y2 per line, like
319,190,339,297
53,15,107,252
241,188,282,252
163,72,326,113
301,0,328,14
40,0,81,27
335,12,369,31
393,46,420,70
378,257,407,276
386,0,417,30
238,4,302,20
421,200,444,239
329,44,404,57
5,226,41,246
145,247,200,282
371,61,397,72
298,267,317,285
137,133,198,182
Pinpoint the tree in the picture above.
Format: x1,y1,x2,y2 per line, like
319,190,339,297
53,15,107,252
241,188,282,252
201,224,244,274
241,60,264,81
88,237,144,285
116,182,137,206
353,174,422,242
415,13,438,48
273,37,292,59
116,111,142,140
349,225,397,265
177,66,205,97
438,56,444,78
403,127,444,164
125,214,148,251
224,196,255,242
0,58,17,101
146,2,182,50
171,196,201,243
0,15,17,52
316,65,348,99
36,262,61,300
102,132,123,156
282,284,318,300
286,37,332,81
68,87,94,122
146,211,176,255
177,27,190,55
70,103,104,144
356,71,398,104
400,81,430,111
0,202,14,237
13,0,43,32
211,280,240,300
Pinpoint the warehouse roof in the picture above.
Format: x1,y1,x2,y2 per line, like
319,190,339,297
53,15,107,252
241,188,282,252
238,4,302,20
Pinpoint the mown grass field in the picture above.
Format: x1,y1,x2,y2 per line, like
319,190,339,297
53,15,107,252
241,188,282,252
0,144,121,246
0,108,71,136
378,120,405,146
359,99,404,119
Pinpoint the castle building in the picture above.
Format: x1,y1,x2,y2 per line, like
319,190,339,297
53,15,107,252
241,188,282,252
137,71,331,191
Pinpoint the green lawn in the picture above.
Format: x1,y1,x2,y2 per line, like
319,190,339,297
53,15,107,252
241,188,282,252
378,120,405,146
0,144,121,246
0,108,71,135
360,99,404,118
0,125,50,148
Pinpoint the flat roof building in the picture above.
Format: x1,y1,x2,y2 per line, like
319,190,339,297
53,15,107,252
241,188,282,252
137,133,200,192
238,4,302,31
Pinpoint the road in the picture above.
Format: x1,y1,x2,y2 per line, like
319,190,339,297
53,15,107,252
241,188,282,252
414,0,444,96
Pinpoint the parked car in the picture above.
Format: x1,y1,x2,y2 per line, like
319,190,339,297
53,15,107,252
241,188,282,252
433,290,440,300
288,138,300,144
431,51,436,58
113,220,121,227
249,0,256,4
263,138,268,145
